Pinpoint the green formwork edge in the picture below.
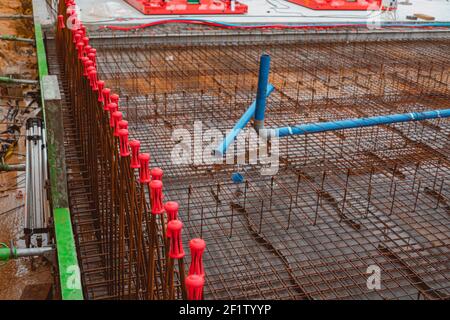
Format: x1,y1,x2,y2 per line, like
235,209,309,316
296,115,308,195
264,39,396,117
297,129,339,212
35,23,48,114
34,21,84,300
54,208,83,300
35,24,48,80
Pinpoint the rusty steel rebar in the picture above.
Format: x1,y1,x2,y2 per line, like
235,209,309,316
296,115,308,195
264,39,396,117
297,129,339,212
53,1,194,300
90,38,449,300
52,0,450,301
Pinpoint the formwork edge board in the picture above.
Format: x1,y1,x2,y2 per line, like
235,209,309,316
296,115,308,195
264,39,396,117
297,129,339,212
43,75,69,209
35,23,48,118
34,16,84,300
53,208,84,300
35,23,48,82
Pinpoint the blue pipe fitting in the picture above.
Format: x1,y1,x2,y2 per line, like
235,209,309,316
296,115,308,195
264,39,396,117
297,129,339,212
215,84,275,157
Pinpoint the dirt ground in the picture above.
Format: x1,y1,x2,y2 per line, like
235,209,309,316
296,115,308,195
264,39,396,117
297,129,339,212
0,0,53,300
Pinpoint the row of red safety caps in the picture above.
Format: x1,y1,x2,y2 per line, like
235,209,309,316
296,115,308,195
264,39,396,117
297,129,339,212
59,0,206,301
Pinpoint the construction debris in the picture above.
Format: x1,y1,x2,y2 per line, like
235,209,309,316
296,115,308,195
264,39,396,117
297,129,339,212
414,13,436,21
0,164,25,172
0,35,34,43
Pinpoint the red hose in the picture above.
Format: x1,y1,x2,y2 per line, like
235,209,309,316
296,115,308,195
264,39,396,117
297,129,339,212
101,19,366,31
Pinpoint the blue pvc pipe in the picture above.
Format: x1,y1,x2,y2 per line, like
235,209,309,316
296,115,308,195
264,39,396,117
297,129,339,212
275,109,450,137
215,84,275,156
254,54,271,130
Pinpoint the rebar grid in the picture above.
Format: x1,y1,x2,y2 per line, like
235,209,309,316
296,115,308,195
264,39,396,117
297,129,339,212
53,1,194,301
88,38,450,300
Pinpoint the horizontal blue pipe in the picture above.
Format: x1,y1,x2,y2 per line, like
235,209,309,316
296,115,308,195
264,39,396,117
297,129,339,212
276,109,450,137
215,84,275,156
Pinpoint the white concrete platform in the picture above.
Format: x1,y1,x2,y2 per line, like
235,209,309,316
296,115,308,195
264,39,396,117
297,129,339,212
74,0,450,25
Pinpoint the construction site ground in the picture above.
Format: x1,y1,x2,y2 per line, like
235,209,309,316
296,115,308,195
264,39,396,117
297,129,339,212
0,0,52,300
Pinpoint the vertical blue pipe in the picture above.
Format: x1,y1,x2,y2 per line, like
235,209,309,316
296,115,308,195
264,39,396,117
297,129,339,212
254,54,271,131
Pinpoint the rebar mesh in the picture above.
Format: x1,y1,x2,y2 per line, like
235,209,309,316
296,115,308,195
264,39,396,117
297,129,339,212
89,38,450,300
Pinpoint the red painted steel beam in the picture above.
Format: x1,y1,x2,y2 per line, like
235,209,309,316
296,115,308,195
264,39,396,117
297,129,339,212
286,0,384,11
125,0,248,15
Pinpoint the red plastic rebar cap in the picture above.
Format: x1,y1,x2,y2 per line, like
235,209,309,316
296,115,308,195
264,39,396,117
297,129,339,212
97,81,105,102
83,60,93,76
165,201,179,223
110,94,119,104
151,167,163,180
113,111,123,120
103,88,111,96
58,15,65,29
130,140,141,169
138,153,150,162
86,65,95,73
188,237,206,277
102,88,111,109
139,153,151,183
150,179,163,191
87,67,96,84
81,56,89,66
185,274,205,290
108,103,118,127
106,102,116,112
89,69,97,79
189,238,206,252
167,219,182,232
118,120,128,130
185,274,205,300
76,42,85,59
108,102,118,111
89,69,98,88
78,27,84,35
74,33,81,43
151,179,164,215
84,45,92,55
168,221,185,258
130,140,140,147
119,129,130,157
113,111,123,136
164,201,179,213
